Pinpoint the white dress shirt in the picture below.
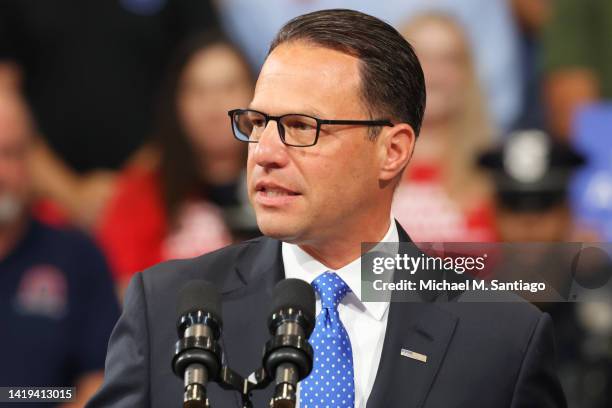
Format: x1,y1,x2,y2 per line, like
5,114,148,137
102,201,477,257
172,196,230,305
282,219,399,408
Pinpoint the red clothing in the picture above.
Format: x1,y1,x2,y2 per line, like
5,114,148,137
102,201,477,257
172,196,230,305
32,199,70,227
95,167,231,283
392,164,496,242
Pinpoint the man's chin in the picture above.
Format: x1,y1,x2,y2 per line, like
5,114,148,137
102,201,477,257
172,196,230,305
255,215,303,242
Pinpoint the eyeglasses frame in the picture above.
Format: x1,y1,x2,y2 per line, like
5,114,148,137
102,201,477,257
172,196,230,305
228,108,394,147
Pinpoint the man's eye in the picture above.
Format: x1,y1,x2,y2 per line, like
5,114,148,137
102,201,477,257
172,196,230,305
251,118,266,128
285,119,315,130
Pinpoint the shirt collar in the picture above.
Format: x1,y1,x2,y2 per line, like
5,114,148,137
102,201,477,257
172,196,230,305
282,217,398,321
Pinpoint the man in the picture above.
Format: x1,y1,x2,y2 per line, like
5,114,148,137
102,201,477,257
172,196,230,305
480,129,611,407
0,88,119,406
480,128,586,243
88,9,566,408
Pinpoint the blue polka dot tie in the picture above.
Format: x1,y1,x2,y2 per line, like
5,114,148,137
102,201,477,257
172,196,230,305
301,272,355,408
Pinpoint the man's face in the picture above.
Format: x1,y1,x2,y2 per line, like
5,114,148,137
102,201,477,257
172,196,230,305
246,41,387,244
496,204,571,242
0,98,30,226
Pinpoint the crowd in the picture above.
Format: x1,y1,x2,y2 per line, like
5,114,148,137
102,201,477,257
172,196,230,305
0,0,611,407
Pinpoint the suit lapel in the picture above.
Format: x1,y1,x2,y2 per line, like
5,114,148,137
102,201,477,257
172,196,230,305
366,300,457,408
216,237,285,407
226,236,285,295
366,223,458,408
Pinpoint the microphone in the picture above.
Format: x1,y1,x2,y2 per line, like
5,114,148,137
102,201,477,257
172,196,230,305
263,279,316,408
172,281,223,408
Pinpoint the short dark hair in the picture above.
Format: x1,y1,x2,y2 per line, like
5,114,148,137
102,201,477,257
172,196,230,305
269,9,426,137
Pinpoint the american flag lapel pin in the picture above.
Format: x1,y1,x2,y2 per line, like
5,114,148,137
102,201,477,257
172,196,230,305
401,348,427,363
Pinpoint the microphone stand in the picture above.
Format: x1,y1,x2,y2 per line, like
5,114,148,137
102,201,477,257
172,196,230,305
217,366,272,408
214,329,313,408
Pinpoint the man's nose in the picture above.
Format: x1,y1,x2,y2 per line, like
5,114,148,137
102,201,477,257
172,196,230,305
250,121,290,169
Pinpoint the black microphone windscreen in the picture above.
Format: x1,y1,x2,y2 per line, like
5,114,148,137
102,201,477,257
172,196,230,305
271,278,316,324
177,280,222,322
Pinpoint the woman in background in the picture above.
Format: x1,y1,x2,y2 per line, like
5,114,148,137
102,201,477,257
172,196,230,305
96,32,255,289
394,13,496,242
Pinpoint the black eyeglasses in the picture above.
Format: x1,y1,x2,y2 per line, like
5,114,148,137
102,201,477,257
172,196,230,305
228,109,393,147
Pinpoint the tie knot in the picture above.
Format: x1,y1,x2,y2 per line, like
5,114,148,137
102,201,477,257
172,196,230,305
312,272,351,309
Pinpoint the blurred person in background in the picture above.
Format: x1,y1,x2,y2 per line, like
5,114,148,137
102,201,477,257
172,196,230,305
542,0,612,140
509,0,551,129
217,0,522,132
481,129,586,243
96,31,257,292
481,129,612,408
0,83,119,407
0,0,219,228
392,13,496,242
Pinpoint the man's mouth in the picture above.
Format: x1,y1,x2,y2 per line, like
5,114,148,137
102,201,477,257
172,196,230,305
255,181,300,195
257,187,300,197
254,182,301,205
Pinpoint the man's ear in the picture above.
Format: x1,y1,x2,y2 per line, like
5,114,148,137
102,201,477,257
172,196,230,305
378,123,416,182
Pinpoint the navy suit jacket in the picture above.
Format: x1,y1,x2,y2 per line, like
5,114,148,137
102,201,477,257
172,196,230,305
88,224,566,407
